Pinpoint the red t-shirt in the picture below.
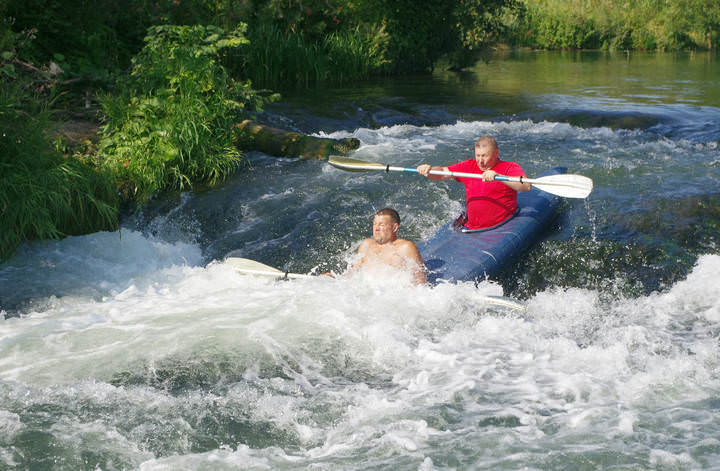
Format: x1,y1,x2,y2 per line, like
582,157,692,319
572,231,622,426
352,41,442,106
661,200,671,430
448,159,526,229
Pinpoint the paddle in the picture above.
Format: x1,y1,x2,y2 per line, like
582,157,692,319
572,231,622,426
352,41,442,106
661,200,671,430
225,257,313,279
328,156,593,199
226,257,526,310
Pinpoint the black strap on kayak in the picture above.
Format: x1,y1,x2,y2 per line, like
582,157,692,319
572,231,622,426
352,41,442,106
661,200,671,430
386,164,390,172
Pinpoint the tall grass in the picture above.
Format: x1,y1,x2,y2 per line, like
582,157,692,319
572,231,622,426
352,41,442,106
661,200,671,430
322,25,390,82
240,24,328,88
0,84,118,261
514,0,719,50
238,23,388,90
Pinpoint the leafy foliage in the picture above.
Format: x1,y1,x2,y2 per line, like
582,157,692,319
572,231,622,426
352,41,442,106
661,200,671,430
449,0,522,67
235,0,519,79
5,0,148,79
371,0,456,73
660,0,720,49
250,0,347,40
97,24,275,202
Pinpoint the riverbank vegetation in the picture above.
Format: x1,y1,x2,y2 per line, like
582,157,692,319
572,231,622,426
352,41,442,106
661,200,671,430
2,0,719,260
512,0,720,51
0,71,118,260
97,24,276,202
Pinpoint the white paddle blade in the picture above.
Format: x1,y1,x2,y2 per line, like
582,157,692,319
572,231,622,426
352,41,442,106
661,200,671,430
478,295,526,311
225,257,312,279
328,156,387,172
529,174,594,199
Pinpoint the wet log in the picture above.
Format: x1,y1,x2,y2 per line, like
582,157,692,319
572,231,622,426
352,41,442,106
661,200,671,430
233,119,359,159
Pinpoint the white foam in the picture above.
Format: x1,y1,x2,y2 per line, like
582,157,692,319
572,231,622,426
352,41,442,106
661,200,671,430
2,252,719,467
649,449,699,468
0,230,203,311
657,254,720,322
0,410,23,444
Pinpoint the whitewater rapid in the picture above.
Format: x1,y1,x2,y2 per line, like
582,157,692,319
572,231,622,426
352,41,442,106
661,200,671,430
2,103,720,468
2,225,719,468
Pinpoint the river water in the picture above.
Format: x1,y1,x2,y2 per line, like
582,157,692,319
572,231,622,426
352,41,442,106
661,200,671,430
1,51,719,470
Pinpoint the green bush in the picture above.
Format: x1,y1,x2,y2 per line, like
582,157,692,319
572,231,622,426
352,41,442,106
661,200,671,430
98,24,275,202
249,0,346,41
631,29,657,50
6,0,147,76
449,0,520,67
375,0,455,72
611,29,634,51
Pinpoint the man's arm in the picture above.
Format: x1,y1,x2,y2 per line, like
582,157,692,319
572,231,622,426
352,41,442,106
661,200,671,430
417,164,452,181
398,240,427,285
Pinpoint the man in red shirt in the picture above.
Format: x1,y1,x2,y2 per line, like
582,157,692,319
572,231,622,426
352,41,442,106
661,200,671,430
416,136,531,230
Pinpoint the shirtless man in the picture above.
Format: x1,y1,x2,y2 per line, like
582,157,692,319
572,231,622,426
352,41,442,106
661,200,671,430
352,208,427,285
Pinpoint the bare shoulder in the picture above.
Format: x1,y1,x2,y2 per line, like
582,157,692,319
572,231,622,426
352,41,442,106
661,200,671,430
395,238,418,248
357,238,375,252
395,238,422,257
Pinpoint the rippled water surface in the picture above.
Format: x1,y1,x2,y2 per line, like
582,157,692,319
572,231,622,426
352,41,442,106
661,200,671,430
1,51,719,470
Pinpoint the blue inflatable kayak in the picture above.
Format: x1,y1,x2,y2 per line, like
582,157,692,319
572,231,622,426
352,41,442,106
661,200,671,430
418,167,565,283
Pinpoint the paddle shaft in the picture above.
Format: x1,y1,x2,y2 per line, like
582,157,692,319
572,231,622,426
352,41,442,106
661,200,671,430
328,155,593,198
388,166,553,186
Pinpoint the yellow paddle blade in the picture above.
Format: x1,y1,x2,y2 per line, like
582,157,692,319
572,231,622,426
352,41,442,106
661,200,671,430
328,155,388,172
